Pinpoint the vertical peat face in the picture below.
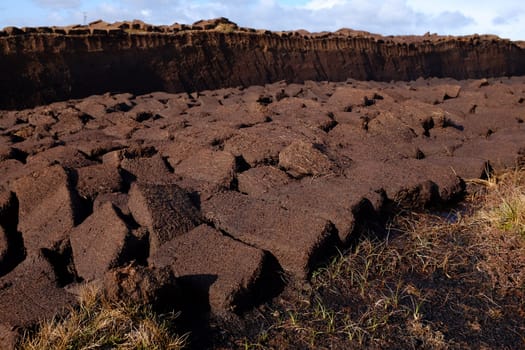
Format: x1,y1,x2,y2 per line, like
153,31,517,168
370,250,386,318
1,20,525,109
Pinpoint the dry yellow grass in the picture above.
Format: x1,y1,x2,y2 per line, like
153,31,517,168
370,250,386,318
214,23,237,33
473,169,525,237
18,285,187,350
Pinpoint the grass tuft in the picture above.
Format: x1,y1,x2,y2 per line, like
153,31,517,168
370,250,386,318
18,285,187,350
474,170,525,236
215,23,237,33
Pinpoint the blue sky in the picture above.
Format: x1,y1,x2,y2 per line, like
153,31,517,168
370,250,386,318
0,0,524,40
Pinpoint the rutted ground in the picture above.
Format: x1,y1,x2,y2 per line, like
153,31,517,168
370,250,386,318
1,76,525,347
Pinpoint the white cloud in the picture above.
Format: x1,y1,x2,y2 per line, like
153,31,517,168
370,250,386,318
405,0,525,39
140,9,152,18
304,0,345,10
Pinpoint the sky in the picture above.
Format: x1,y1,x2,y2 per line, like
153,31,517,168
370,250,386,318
0,0,524,40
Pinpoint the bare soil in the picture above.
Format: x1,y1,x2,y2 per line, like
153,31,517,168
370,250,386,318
1,75,525,349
